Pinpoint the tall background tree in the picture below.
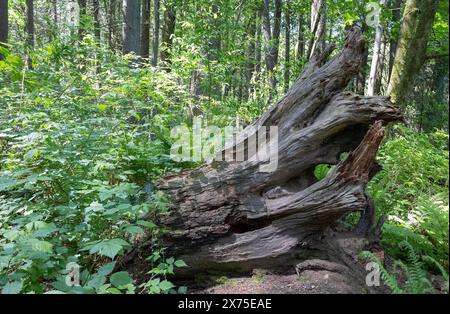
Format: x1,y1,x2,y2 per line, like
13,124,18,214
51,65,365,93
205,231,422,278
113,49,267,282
0,0,8,50
26,0,34,48
262,0,282,89
123,0,141,55
152,0,160,65
93,0,101,40
25,0,34,69
283,1,290,92
387,0,439,106
160,1,176,65
388,0,402,81
141,0,151,60
307,0,326,58
78,0,87,39
367,0,386,96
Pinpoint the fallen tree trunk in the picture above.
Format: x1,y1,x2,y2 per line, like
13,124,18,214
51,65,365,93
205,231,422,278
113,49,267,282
124,27,403,280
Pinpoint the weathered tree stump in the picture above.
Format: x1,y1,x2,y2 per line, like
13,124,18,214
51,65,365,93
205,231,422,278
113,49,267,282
124,27,403,281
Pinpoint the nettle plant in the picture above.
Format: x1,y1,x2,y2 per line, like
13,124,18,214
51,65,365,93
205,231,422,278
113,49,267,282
0,38,191,294
141,250,188,294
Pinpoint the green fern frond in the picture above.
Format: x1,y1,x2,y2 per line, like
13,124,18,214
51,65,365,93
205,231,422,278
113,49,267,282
423,255,449,293
399,241,433,293
361,251,404,294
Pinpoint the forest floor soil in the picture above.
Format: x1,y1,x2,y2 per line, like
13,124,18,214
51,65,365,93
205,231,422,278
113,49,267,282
186,268,377,294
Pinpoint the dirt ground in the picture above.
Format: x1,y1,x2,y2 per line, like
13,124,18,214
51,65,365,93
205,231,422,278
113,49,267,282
188,268,374,294
187,263,447,294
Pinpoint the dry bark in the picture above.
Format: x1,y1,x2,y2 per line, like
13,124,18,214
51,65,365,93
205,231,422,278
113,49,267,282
124,27,403,279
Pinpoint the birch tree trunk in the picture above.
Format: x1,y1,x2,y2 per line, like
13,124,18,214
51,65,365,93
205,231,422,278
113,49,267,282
367,0,386,96
307,0,326,59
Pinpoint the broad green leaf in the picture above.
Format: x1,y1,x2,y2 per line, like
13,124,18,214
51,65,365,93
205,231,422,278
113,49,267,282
174,260,187,268
110,271,133,288
159,280,175,292
27,239,53,253
1,281,23,294
87,274,107,289
122,225,144,236
137,220,157,229
97,262,116,276
3,229,21,241
85,239,129,259
0,177,21,192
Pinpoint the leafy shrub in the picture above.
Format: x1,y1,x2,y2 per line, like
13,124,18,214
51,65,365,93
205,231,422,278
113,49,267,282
0,39,191,294
368,125,449,270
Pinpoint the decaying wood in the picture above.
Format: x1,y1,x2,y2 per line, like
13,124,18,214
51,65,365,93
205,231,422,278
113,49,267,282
124,27,403,278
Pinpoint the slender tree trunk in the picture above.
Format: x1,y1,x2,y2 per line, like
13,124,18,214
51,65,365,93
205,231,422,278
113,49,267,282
262,0,283,89
152,0,160,65
53,0,57,24
26,0,34,69
0,0,8,54
418,87,426,132
208,2,221,60
105,0,116,50
388,0,402,81
374,39,386,94
431,60,448,105
116,0,123,48
122,0,141,55
245,9,257,99
387,0,438,106
296,14,305,60
78,0,87,39
355,45,368,94
261,0,273,72
93,0,101,41
141,0,151,60
284,2,290,93
49,0,57,40
307,0,326,59
367,0,386,96
26,0,34,48
190,70,201,98
254,9,262,83
160,3,176,65
272,0,282,65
